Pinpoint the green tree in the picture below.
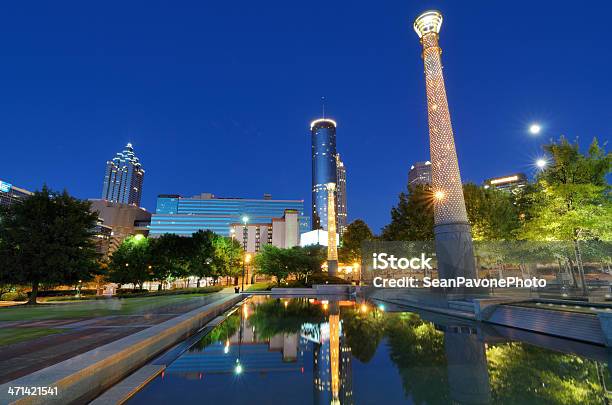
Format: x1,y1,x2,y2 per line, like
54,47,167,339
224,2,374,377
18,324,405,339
516,137,611,291
463,183,520,240
339,219,374,263
108,235,152,289
254,245,291,285
149,233,192,289
210,234,242,284
189,230,216,287
0,186,100,304
382,184,435,241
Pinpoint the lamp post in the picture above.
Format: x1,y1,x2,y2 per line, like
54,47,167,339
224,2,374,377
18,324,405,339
241,216,249,291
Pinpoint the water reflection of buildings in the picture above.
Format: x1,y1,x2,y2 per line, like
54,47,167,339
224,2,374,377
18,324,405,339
167,305,304,376
165,298,354,405
304,301,354,405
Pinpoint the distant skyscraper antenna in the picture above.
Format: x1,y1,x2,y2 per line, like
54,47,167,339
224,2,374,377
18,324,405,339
321,96,326,118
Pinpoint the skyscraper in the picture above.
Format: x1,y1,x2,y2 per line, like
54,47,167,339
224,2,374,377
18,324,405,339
335,154,347,236
101,143,145,206
414,10,476,280
408,161,432,186
484,173,527,193
311,118,337,231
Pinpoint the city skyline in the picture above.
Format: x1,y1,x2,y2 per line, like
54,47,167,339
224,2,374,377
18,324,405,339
0,1,609,232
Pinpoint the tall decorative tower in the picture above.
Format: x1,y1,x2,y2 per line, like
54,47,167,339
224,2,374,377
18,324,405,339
326,182,338,276
413,10,476,280
335,154,347,237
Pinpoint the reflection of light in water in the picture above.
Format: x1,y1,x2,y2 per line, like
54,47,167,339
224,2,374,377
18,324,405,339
242,304,249,320
330,314,340,402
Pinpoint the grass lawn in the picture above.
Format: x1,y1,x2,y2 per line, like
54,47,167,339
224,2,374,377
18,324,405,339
0,328,64,346
0,293,220,321
245,282,273,292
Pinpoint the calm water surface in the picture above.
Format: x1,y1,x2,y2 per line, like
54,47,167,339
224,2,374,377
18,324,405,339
128,296,612,405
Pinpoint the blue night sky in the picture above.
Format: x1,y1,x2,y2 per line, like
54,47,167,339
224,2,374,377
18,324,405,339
0,1,610,233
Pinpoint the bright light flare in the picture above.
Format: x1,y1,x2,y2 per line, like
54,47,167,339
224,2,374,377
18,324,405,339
434,190,445,201
235,363,243,374
529,123,542,135
536,158,547,169
242,216,249,223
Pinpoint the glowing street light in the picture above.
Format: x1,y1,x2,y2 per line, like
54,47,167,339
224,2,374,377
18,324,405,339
434,190,445,201
234,362,243,375
536,158,547,169
134,234,145,242
529,123,542,135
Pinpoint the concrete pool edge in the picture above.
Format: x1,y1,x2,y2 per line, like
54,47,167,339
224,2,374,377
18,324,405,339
0,293,244,405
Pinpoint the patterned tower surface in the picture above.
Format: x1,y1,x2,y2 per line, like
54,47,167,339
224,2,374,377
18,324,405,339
414,11,468,226
326,183,338,260
326,182,338,276
414,10,476,282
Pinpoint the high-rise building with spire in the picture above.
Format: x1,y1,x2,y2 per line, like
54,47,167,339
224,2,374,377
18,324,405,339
101,143,145,206
310,112,338,231
310,98,348,236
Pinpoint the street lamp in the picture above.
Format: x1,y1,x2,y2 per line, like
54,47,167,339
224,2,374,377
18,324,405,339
241,216,249,291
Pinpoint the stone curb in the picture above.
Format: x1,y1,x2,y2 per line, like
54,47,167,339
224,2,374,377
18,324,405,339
0,293,243,405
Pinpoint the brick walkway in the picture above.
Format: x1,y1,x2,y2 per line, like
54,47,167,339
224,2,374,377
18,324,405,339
0,293,230,384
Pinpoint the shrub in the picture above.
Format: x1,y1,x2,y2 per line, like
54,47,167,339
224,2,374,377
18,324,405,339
115,286,223,298
0,291,28,301
308,272,351,286
26,289,97,298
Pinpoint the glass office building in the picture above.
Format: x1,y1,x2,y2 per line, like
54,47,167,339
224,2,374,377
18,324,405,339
149,193,309,237
102,143,145,206
311,118,338,230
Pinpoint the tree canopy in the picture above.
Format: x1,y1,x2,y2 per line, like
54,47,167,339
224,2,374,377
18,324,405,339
0,186,101,303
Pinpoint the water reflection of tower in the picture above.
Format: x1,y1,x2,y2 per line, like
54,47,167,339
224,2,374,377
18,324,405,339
312,302,353,405
442,325,491,404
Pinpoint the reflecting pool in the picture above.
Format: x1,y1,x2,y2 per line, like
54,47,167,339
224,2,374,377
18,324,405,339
128,296,612,404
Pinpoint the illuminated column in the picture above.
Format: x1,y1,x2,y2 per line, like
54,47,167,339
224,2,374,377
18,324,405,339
414,10,476,281
327,182,338,276
329,313,340,405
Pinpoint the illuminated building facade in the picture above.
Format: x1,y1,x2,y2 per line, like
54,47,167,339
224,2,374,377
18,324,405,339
414,10,476,280
229,209,300,253
101,143,145,206
311,118,338,231
408,160,432,186
0,179,32,207
150,193,309,237
484,173,527,193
